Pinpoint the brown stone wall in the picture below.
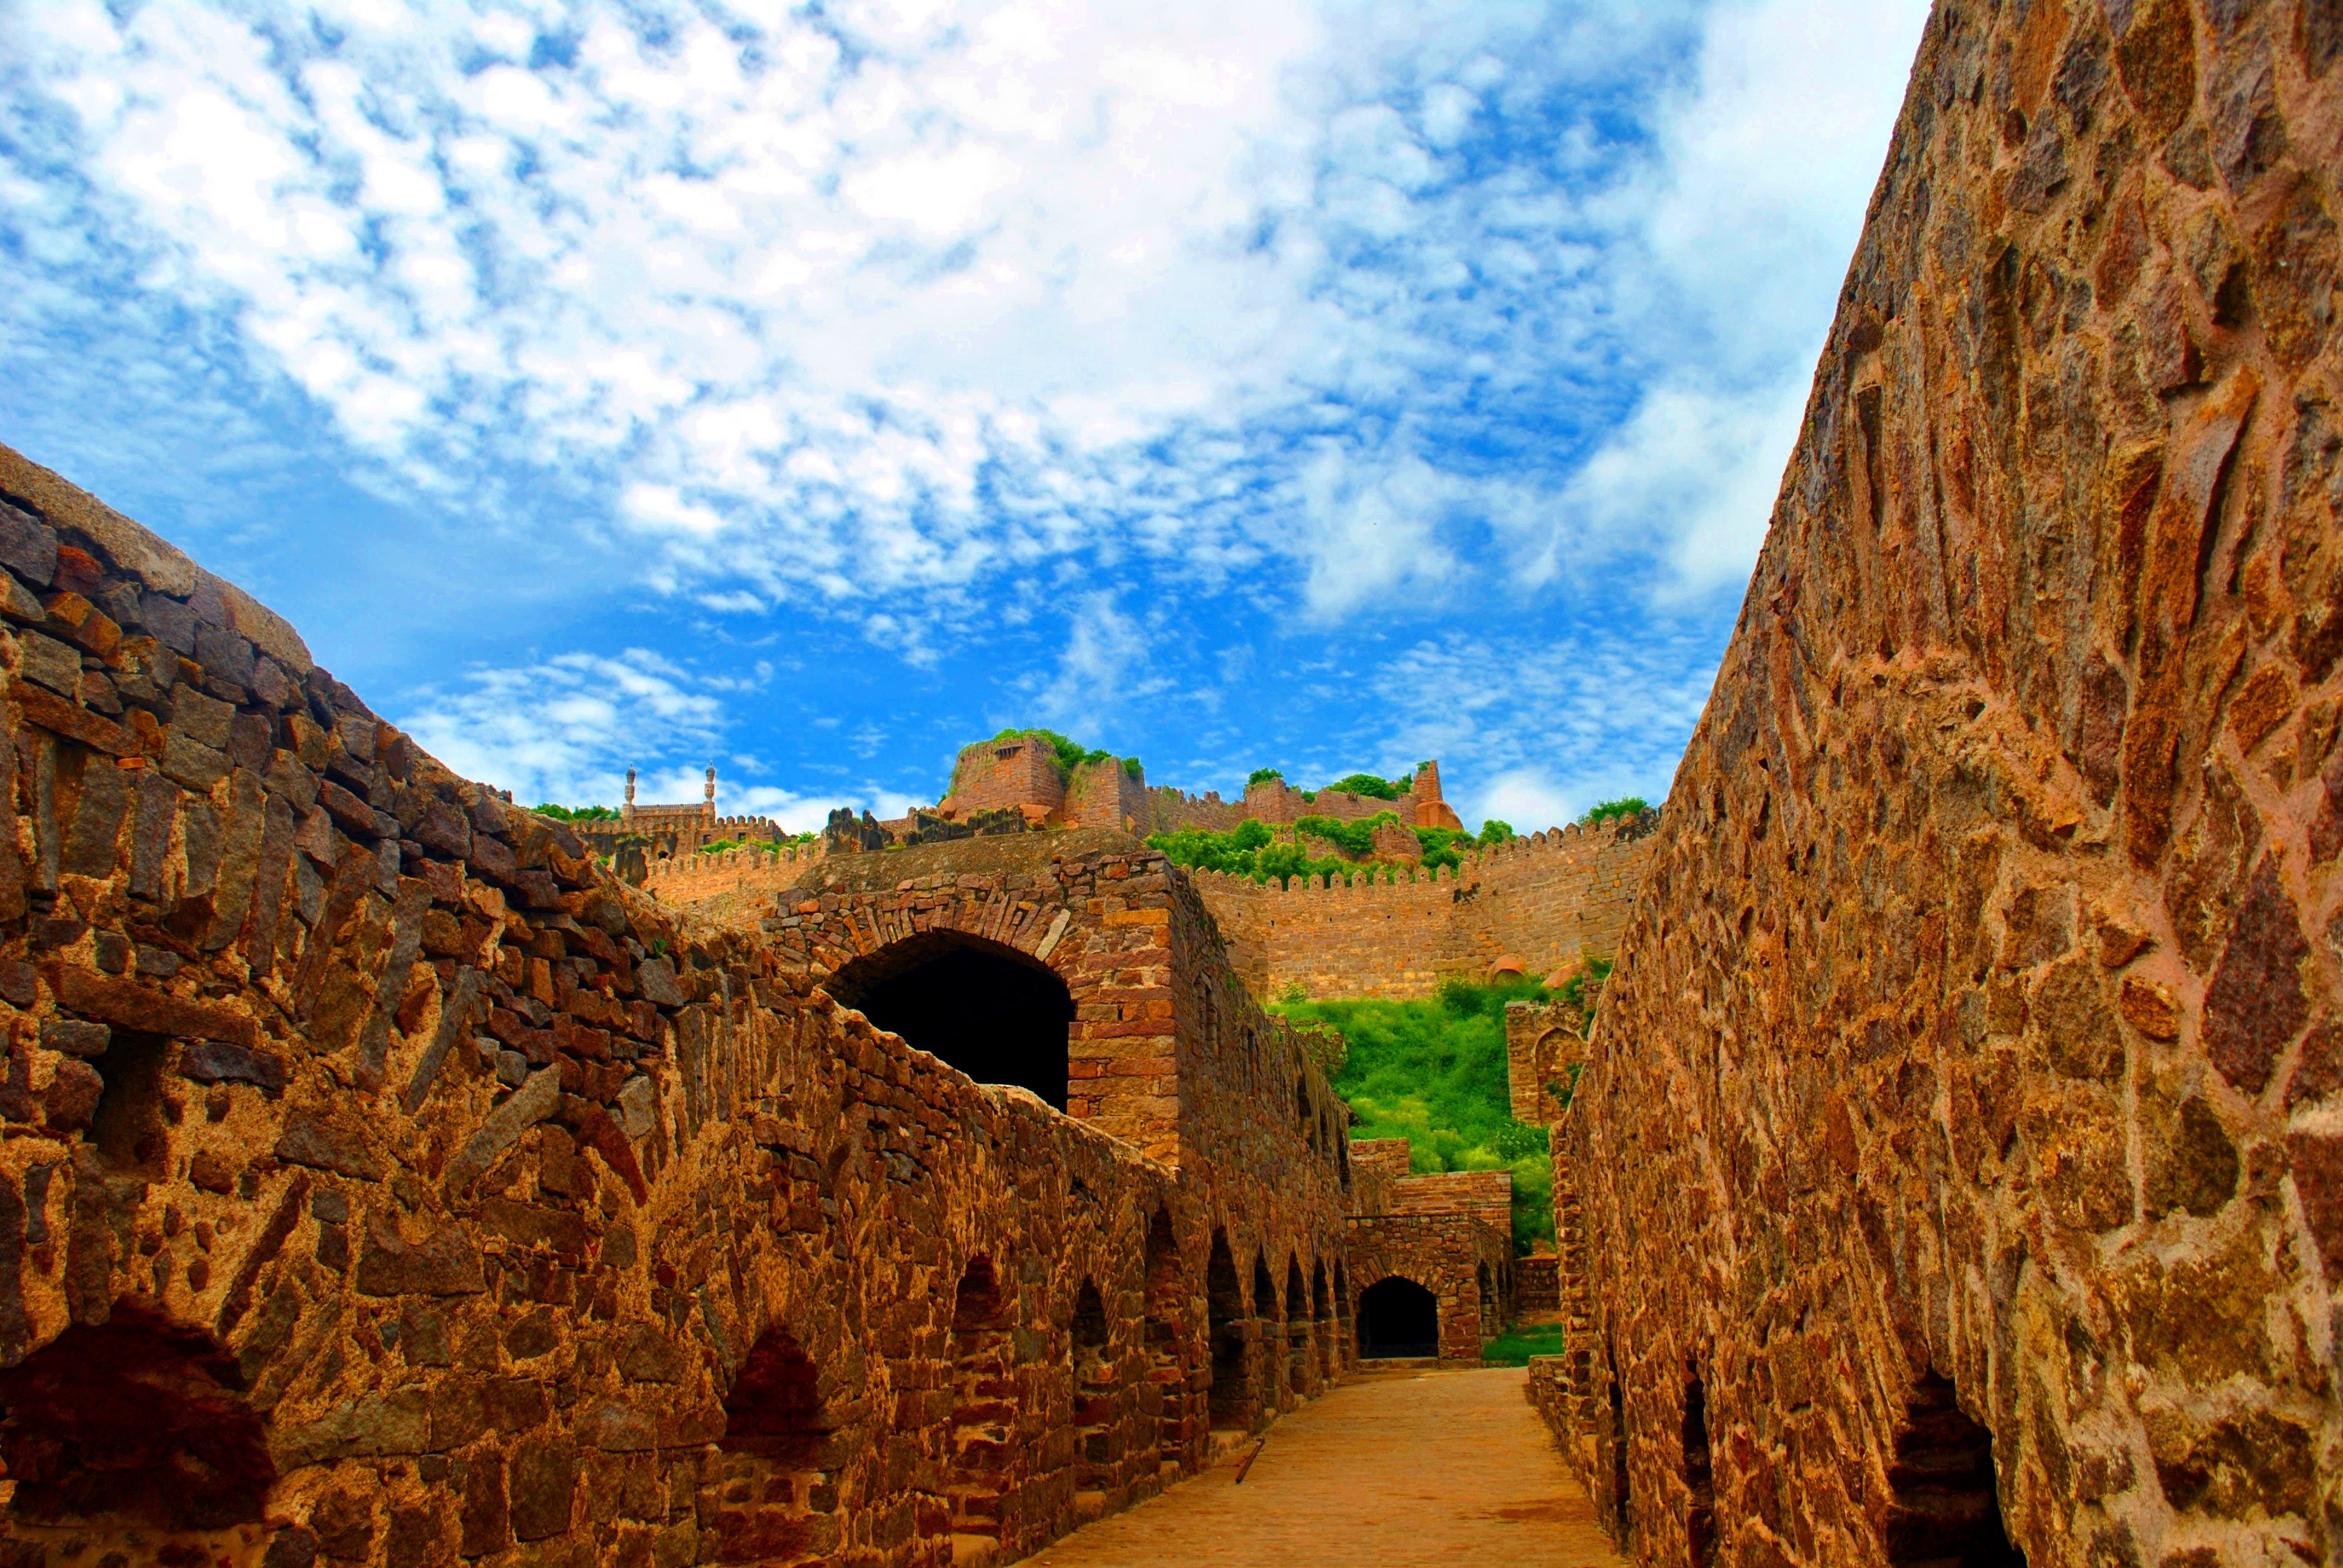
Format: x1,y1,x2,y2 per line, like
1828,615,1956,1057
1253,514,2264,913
1506,998,1593,1125
1067,760,1146,834
0,443,1354,1567
1387,1171,1512,1236
1194,819,1656,1002
947,740,1066,820
1515,1253,1559,1313
1559,5,2343,1566
1342,1213,1512,1363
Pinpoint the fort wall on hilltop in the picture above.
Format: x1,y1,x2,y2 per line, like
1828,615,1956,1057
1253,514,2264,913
1191,817,1655,1001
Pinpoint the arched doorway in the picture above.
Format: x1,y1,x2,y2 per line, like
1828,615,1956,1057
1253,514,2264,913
715,1324,831,1564
1357,1277,1439,1360
0,1305,270,1532
945,1258,1016,1544
1206,1232,1249,1433
825,932,1076,1109
1142,1210,1188,1470
1252,1253,1283,1410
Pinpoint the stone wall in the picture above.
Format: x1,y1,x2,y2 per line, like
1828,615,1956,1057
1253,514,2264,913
1193,818,1656,1002
1341,1212,1512,1364
1384,1170,1513,1236
1067,760,1147,835
1551,4,2343,1566
1505,999,1588,1126
0,442,1355,1567
1515,1253,1559,1313
946,740,1064,820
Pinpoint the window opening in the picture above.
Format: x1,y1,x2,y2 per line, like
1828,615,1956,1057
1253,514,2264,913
715,1325,829,1564
824,932,1075,1110
1885,1372,2024,1566
1683,1371,1715,1568
945,1258,1014,1544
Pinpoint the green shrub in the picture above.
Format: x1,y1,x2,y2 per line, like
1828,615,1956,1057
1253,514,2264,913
982,727,1112,784
1121,756,1144,780
536,803,618,822
1322,772,1409,801
697,838,742,855
1477,818,1514,846
1278,980,1558,1253
1483,1322,1567,1365
1293,811,1401,858
1247,767,1285,786
1582,796,1650,826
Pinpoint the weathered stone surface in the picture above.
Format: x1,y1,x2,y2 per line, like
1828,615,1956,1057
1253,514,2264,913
0,439,1365,1568
1538,6,2343,1567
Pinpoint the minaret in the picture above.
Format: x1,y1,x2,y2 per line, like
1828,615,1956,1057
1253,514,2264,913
623,768,637,822
704,766,717,823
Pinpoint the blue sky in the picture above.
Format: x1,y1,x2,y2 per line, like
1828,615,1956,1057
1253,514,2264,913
0,0,1927,833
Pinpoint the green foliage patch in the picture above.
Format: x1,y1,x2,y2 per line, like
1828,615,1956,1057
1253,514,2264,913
535,803,618,822
1321,771,1410,800
1482,1321,1567,1366
1247,767,1285,786
1582,796,1650,826
1276,978,1559,1254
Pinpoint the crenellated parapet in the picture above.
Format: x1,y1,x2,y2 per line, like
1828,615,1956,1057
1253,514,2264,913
1187,813,1659,1001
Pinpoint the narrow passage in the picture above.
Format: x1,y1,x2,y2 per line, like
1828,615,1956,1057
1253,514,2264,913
1026,1367,1623,1568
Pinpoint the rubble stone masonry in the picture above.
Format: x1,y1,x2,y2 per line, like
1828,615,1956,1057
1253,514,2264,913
1193,818,1654,1001
0,442,1358,1567
1546,2,2343,1566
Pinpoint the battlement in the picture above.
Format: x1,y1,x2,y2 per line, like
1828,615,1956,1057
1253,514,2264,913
1191,814,1657,1001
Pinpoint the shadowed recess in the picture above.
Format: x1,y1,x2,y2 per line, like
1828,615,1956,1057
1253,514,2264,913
825,930,1076,1111
0,1303,272,1530
1357,1276,1438,1360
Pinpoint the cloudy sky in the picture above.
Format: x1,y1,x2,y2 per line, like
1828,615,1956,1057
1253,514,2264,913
0,0,1927,832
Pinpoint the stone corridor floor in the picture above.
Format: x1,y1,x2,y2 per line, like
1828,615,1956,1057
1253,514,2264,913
1023,1367,1625,1568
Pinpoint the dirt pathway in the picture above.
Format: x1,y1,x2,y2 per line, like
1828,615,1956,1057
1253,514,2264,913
1023,1367,1625,1568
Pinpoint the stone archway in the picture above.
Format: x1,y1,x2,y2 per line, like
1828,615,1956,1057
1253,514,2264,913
1357,1276,1440,1360
826,930,1076,1109
0,1304,271,1532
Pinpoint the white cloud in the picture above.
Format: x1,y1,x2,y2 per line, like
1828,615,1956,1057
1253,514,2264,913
2,0,1927,659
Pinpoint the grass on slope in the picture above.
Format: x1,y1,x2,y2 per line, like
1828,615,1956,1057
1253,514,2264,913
1273,978,1559,1254
1481,1322,1568,1365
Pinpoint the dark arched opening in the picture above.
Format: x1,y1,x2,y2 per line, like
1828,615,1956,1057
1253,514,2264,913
1886,1373,2023,1566
1206,1232,1248,1432
1283,1256,1311,1394
825,932,1075,1110
1357,1277,1438,1360
1476,1261,1496,1336
715,1325,830,1564
1683,1370,1715,1567
1311,1260,1335,1381
946,1257,1014,1544
1071,1278,1113,1492
1142,1210,1187,1468
0,1304,270,1530
1607,1342,1632,1543
1252,1253,1282,1408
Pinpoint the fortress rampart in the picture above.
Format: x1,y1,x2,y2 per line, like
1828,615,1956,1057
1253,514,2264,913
1189,817,1655,1001
0,441,1365,1567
